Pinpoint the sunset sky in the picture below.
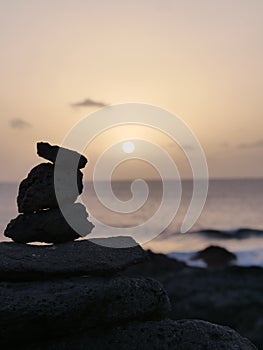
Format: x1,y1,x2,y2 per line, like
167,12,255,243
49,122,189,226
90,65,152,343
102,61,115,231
0,0,262,181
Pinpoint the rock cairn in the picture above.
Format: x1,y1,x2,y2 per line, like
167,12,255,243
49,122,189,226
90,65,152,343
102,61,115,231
0,142,257,349
4,142,94,243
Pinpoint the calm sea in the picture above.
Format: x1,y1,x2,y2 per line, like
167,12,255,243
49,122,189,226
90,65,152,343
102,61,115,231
1,179,263,267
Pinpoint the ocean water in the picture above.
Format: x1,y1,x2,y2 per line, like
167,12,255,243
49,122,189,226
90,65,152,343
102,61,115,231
1,179,263,267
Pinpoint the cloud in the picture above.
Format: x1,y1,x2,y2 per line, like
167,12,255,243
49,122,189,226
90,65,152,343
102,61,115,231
71,98,108,108
238,139,263,149
9,118,32,129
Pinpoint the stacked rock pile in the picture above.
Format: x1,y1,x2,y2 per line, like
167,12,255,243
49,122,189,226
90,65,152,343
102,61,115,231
0,143,257,349
4,142,94,243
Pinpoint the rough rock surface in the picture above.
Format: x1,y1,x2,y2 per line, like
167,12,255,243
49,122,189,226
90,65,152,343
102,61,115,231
191,245,237,268
0,277,170,345
17,163,83,213
4,203,94,243
0,237,147,280
18,319,257,350
126,251,263,349
37,142,87,169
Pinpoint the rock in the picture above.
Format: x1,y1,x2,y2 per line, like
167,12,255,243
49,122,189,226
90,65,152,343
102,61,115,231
0,277,170,345
0,237,147,280
158,266,263,349
124,250,263,348
4,203,94,243
191,245,237,268
37,142,87,169
18,319,257,350
98,319,256,350
17,163,83,213
126,250,186,277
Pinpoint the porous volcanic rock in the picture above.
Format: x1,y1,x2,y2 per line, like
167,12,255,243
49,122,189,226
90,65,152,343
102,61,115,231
37,142,87,169
4,203,94,243
0,237,147,280
18,319,257,350
17,163,83,213
0,277,170,346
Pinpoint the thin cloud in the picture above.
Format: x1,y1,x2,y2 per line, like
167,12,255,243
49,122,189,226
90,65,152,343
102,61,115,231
239,139,263,149
9,118,32,129
71,98,108,108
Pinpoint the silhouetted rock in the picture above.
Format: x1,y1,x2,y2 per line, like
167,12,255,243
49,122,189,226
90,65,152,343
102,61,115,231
18,319,257,350
37,142,87,169
166,266,263,348
0,277,170,346
17,163,83,213
101,319,256,350
4,203,94,243
0,237,147,280
191,245,237,268
130,251,262,348
126,250,186,277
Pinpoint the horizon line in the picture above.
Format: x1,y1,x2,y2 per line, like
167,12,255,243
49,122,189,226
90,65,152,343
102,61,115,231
1,176,263,184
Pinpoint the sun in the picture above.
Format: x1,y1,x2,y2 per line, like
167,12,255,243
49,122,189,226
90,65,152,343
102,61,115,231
122,141,135,153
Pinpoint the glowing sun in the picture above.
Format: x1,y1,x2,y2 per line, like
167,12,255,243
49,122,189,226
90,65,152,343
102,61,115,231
122,141,135,153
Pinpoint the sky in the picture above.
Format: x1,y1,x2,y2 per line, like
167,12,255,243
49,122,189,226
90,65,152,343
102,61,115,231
0,0,263,181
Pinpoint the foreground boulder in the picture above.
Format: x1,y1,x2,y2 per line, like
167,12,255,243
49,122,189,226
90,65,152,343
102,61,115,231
126,251,262,348
19,319,257,350
0,237,147,280
0,239,258,349
4,203,93,243
0,276,170,345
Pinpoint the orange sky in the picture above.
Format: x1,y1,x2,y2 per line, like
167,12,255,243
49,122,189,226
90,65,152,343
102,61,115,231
0,0,262,181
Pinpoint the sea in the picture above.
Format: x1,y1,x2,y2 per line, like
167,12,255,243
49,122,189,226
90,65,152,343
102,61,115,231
1,179,263,268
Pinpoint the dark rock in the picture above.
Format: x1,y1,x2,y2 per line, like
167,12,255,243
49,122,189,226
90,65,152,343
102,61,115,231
126,250,186,277
0,237,147,280
37,142,87,169
17,163,83,213
18,319,257,350
166,267,263,349
157,265,263,348
0,277,170,345
191,245,237,268
101,319,256,350
125,251,263,348
4,203,94,243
